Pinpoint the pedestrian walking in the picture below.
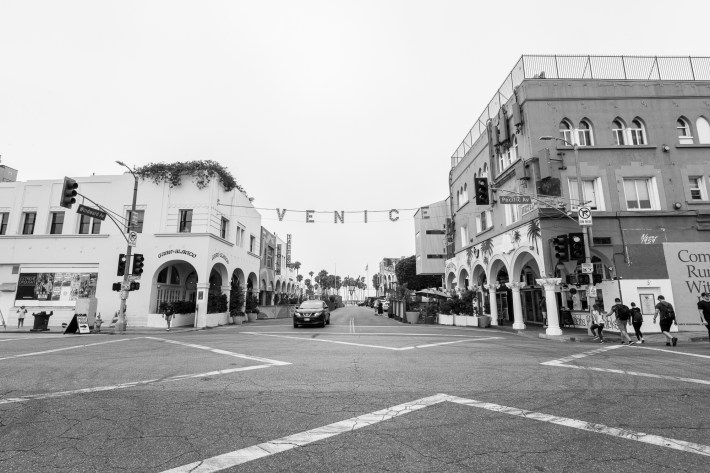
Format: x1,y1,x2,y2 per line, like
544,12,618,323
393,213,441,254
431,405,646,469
164,304,174,331
16,306,27,328
697,292,710,343
540,297,547,327
604,298,635,345
630,302,645,343
589,304,606,343
377,301,383,316
654,295,677,346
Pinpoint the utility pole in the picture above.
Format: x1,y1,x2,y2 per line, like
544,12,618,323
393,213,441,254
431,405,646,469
115,161,138,333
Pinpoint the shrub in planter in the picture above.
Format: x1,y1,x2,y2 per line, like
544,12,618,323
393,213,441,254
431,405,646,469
439,301,452,315
229,284,246,318
207,293,228,314
172,300,196,314
245,295,259,313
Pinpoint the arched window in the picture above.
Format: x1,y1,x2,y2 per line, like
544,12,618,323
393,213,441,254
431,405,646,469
482,163,488,178
511,135,518,161
577,119,594,146
696,117,710,144
677,117,693,144
629,118,647,145
559,119,573,144
463,183,468,203
612,119,626,145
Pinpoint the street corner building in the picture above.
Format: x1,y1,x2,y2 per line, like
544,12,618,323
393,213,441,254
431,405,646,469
0,166,301,329
436,55,710,336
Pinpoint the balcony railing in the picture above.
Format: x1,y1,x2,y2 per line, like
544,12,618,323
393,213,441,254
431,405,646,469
450,55,710,168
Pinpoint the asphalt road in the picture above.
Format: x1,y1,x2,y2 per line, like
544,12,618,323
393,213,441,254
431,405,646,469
1,305,709,473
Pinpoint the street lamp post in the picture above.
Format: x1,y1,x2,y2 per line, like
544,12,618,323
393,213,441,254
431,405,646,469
115,160,138,333
539,136,592,266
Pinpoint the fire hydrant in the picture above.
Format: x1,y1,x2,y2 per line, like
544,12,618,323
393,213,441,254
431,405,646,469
94,313,103,333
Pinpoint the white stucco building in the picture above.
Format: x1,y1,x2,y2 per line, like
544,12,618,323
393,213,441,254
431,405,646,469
0,171,262,329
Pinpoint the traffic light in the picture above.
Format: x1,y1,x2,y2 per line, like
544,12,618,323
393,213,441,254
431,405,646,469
60,177,78,209
553,234,570,261
117,254,127,276
577,274,590,285
569,233,585,260
129,281,141,291
112,282,121,292
592,274,603,284
132,254,144,276
474,178,490,205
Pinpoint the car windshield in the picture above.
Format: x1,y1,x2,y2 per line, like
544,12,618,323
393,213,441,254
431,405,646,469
299,301,324,309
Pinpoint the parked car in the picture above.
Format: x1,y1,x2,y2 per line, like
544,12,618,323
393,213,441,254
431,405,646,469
293,300,331,328
382,300,390,311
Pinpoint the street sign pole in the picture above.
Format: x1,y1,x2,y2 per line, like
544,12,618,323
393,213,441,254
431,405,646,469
572,144,592,265
116,162,138,334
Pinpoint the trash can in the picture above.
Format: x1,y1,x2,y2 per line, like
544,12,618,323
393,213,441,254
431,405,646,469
30,311,53,331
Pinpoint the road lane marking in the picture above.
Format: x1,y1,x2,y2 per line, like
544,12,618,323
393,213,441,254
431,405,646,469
160,394,451,473
542,344,710,385
0,338,138,362
0,366,273,405
415,337,503,348
243,332,502,351
161,393,710,472
144,337,291,366
1,338,291,404
243,331,491,337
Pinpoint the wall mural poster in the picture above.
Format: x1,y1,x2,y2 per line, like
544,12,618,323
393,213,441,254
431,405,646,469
15,272,98,303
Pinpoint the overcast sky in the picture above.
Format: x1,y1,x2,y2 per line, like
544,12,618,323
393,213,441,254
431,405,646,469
2,1,709,290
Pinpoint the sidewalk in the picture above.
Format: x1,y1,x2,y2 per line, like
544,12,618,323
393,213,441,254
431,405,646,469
490,322,709,345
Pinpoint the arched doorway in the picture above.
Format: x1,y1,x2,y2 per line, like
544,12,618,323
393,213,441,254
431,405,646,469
512,251,544,325
152,260,199,313
489,258,512,325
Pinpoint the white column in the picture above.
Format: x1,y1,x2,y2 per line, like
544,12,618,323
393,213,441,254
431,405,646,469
194,282,210,329
537,278,562,336
506,282,526,330
484,282,500,326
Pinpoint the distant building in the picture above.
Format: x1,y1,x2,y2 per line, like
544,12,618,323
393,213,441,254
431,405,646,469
413,198,449,278
376,257,401,297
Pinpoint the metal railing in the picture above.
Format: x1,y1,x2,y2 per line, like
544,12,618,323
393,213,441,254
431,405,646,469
450,55,710,167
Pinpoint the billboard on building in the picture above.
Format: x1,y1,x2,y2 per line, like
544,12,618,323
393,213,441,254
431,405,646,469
15,271,98,305
662,243,709,332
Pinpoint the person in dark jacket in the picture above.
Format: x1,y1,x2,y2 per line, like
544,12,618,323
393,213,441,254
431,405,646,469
377,301,383,316
630,302,644,343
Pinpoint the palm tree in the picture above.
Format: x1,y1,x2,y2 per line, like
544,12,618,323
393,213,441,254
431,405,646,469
513,230,522,247
292,261,301,279
481,238,494,257
466,247,474,268
526,219,541,254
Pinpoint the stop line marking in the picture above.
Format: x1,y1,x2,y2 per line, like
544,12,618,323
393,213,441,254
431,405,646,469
160,392,710,473
243,331,502,350
0,338,290,405
542,344,710,385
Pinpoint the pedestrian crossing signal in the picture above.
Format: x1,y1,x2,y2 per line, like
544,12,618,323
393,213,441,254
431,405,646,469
129,282,141,291
112,282,121,292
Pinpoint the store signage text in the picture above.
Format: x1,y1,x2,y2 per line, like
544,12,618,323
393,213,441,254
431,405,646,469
158,249,197,259
211,252,229,264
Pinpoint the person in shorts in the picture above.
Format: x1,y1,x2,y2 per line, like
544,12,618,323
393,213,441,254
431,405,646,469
16,306,27,328
697,292,710,343
164,304,174,331
654,295,677,346
589,304,606,343
604,298,635,345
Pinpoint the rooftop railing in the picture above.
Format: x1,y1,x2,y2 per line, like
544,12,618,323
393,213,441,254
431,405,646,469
450,55,710,167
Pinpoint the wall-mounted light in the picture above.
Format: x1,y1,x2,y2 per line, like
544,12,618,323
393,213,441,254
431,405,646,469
662,144,670,152
673,202,682,210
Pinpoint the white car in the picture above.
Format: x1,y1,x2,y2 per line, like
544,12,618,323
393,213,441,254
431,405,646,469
382,300,390,311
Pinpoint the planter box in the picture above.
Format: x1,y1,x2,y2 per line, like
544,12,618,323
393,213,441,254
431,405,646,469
453,314,467,327
405,311,419,324
463,315,478,327
438,313,454,326
478,315,491,328
246,312,258,322
232,315,245,325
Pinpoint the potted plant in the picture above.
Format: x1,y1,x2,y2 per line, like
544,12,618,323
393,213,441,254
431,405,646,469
437,300,454,326
405,300,420,324
245,295,259,322
229,284,246,324
423,303,438,324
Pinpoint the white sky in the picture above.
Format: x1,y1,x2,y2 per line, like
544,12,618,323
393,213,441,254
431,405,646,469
2,0,710,288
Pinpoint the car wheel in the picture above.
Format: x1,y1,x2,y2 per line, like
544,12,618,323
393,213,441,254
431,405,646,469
293,322,299,328
326,315,330,325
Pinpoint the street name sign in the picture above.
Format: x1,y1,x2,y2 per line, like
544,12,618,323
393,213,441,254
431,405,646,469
587,286,596,297
76,204,107,221
499,195,532,204
581,262,594,274
578,206,593,226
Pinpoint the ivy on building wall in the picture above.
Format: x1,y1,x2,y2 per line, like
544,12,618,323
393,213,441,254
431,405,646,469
135,160,250,197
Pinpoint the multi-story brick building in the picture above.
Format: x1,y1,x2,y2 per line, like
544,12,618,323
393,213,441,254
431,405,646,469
445,55,710,335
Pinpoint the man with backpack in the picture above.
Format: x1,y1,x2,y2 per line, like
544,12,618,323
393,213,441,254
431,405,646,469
604,298,635,345
654,295,678,346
